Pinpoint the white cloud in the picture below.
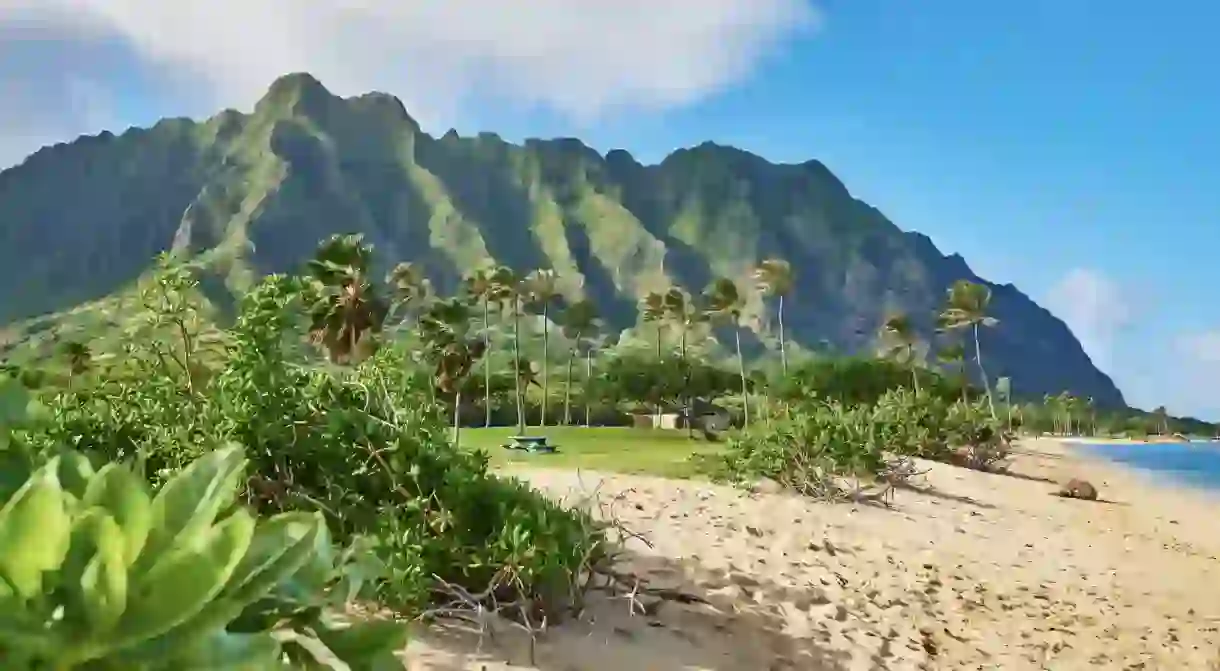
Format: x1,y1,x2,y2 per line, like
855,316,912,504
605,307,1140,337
0,0,820,166
1045,267,1132,372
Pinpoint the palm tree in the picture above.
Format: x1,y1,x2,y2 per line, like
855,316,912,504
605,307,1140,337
878,311,921,396
752,258,794,375
418,298,486,449
523,269,560,427
640,291,668,361
704,277,751,427
560,299,598,426
639,290,668,423
938,279,999,418
937,341,968,402
462,266,499,428
663,288,706,437
386,262,432,330
489,266,526,434
306,233,388,364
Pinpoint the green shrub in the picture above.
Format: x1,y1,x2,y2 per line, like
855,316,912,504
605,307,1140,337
0,444,404,669
704,387,1012,502
15,268,610,621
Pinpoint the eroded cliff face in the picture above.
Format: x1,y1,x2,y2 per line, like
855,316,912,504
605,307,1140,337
0,73,1124,406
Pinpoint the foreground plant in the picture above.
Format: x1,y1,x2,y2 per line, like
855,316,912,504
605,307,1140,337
0,444,405,669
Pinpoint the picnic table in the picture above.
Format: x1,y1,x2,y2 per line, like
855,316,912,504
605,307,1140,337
503,435,557,454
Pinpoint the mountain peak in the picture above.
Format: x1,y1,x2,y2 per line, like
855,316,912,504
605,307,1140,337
256,72,336,117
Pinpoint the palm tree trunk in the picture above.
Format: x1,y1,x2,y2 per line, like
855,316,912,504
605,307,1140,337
585,348,593,427
512,298,525,434
453,389,463,449
778,294,788,375
682,323,693,439
654,327,663,425
564,340,578,426
541,305,549,427
734,326,749,427
483,298,492,428
973,323,997,419
909,345,921,397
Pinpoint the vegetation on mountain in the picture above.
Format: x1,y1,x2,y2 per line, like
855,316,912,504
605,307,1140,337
0,72,1125,407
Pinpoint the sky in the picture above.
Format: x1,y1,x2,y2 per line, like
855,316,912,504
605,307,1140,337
0,0,1217,419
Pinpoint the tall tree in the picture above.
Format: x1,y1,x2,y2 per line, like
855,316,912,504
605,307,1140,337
386,261,432,330
523,269,560,427
938,279,999,418
490,266,526,434
752,258,794,375
640,291,667,361
306,233,388,365
418,298,486,449
462,266,499,428
704,277,751,427
663,288,705,437
878,311,921,396
639,290,668,423
559,299,599,426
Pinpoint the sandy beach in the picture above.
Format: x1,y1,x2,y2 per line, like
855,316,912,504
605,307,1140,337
404,438,1220,670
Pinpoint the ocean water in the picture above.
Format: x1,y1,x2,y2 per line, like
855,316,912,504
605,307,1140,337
1082,441,1220,490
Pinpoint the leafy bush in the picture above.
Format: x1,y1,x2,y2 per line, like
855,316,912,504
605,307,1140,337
704,387,1011,502
0,443,404,669
705,400,892,500
13,266,610,622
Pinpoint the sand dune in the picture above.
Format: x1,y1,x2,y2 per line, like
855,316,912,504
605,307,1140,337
404,438,1220,669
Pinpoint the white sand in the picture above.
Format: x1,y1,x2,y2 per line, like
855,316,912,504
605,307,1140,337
404,438,1220,669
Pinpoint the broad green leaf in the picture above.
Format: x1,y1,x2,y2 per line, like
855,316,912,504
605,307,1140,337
224,511,323,601
158,511,325,644
82,463,153,566
135,444,246,576
56,450,96,499
313,619,409,671
112,508,255,651
0,459,71,600
78,513,129,633
170,631,284,671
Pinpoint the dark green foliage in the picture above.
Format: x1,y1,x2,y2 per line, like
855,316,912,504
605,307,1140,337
8,261,608,619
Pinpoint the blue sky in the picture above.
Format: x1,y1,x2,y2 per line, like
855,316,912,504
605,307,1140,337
1,0,1217,418
464,1,1220,419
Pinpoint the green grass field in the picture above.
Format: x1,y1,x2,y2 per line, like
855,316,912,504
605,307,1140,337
460,426,727,478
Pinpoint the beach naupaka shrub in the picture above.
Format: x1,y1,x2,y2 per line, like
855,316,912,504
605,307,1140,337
705,387,1011,500
15,264,610,621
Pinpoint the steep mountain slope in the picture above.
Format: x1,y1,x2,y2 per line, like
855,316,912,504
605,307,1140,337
0,73,1125,406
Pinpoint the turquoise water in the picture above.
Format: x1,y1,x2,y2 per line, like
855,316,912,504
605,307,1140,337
1082,441,1220,489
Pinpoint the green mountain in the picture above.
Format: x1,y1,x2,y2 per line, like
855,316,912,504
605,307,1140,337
0,73,1124,406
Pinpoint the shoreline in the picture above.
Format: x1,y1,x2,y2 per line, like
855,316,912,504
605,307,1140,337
405,437,1220,669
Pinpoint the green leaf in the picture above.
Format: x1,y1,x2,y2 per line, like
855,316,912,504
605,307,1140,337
56,450,96,499
135,444,246,576
169,631,284,670
224,511,323,602
313,618,409,671
112,507,256,651
0,459,71,600
78,512,129,633
82,463,153,567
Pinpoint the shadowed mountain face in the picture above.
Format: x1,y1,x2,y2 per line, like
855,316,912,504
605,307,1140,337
0,73,1125,406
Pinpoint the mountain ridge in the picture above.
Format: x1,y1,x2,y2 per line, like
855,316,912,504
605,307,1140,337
0,72,1125,406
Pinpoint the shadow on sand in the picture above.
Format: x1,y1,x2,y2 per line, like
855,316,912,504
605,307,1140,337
405,547,862,670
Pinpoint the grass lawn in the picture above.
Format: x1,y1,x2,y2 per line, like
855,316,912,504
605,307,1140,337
460,426,728,478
